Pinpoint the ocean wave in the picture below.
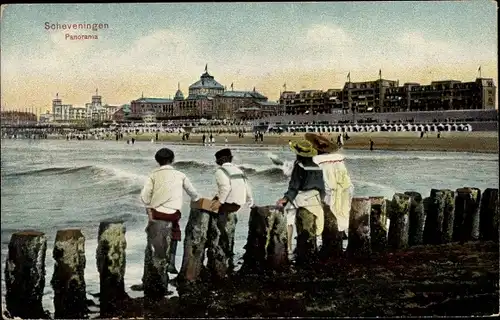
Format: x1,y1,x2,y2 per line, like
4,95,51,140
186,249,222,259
172,160,214,170
3,166,93,178
172,160,289,179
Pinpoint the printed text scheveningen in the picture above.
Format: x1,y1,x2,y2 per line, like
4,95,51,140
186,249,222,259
44,22,109,40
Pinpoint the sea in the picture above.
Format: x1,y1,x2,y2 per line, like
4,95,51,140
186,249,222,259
1,139,498,315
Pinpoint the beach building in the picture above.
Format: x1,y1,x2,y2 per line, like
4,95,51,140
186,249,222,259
384,78,497,112
281,77,496,116
129,97,175,120
112,104,131,122
174,66,224,119
213,88,278,119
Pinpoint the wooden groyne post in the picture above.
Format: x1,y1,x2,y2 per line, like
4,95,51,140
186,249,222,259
96,220,128,317
423,189,455,245
4,231,49,319
143,219,172,302
319,204,343,260
179,207,212,285
51,229,88,319
206,208,239,280
404,191,425,246
347,197,371,257
295,207,318,266
387,193,411,250
454,187,481,243
479,188,499,242
241,206,289,274
369,196,387,253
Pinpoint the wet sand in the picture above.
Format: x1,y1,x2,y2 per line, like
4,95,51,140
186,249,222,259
129,131,499,154
104,241,499,318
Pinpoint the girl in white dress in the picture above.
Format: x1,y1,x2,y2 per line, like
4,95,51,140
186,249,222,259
305,133,354,251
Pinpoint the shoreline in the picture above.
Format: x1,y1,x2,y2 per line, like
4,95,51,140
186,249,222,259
4,131,498,154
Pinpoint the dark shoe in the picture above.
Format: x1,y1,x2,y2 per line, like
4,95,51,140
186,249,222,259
167,240,179,274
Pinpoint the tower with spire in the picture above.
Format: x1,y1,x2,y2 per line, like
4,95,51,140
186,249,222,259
52,92,62,117
92,88,102,106
174,82,184,101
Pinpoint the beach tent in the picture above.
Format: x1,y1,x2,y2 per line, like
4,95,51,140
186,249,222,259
466,124,473,131
451,124,458,131
347,125,353,132
342,125,347,132
445,124,452,131
425,124,431,132
375,125,381,132
458,124,465,131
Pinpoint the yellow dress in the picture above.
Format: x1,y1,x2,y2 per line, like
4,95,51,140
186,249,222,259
312,153,354,232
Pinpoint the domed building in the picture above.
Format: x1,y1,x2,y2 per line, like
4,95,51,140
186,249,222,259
187,65,225,99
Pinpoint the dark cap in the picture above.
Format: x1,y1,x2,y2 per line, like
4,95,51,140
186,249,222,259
215,148,232,159
155,148,174,164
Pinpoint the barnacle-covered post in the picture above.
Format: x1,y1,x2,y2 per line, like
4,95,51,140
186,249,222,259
4,230,49,319
51,229,88,319
96,220,128,317
454,187,481,243
347,197,371,257
387,193,411,250
369,196,387,252
479,188,499,242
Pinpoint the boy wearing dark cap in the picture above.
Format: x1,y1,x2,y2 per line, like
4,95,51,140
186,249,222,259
209,148,254,278
141,147,200,282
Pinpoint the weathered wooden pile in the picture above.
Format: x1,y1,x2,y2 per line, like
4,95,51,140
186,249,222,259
3,187,498,319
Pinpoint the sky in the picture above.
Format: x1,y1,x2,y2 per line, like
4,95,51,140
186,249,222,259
1,2,498,114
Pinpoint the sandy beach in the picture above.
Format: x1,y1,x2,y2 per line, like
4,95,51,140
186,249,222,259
123,131,499,154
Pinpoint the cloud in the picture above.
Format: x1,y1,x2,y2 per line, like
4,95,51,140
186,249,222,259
304,24,352,46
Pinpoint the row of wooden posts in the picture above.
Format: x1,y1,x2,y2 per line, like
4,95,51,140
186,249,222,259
4,187,498,319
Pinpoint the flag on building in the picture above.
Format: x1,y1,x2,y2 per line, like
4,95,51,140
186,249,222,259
205,64,208,72
347,72,351,81
379,69,382,78
231,82,234,90
478,66,481,72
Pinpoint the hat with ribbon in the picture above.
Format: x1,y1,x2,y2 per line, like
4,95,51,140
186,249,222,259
304,133,339,153
289,140,318,157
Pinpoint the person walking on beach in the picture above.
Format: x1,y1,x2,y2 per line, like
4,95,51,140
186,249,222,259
211,148,254,277
224,137,228,146
140,148,200,288
202,134,206,146
209,133,214,146
276,140,325,263
369,139,374,151
131,137,135,144
305,133,354,256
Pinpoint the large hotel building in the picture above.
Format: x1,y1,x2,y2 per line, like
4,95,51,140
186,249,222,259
129,67,281,121
281,77,496,116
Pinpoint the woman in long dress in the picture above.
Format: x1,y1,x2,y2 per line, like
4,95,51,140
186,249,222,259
305,133,354,255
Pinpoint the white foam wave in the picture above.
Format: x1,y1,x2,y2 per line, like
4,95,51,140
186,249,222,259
92,165,148,186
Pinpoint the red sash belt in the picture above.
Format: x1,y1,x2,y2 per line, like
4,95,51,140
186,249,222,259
151,209,182,241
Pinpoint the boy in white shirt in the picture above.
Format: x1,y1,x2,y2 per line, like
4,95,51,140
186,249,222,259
141,148,200,283
209,148,254,278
